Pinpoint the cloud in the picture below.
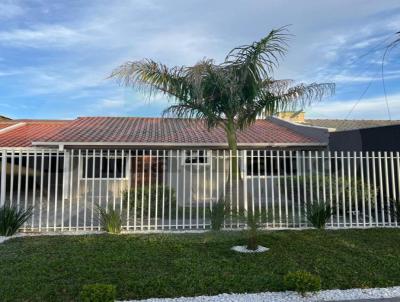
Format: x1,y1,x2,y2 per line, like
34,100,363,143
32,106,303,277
307,93,400,119
97,98,125,109
0,1,24,19
0,25,85,47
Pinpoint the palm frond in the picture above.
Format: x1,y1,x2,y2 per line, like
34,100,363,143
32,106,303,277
109,59,189,100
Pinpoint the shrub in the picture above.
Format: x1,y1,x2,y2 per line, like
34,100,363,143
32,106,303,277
122,185,176,218
283,271,321,296
280,175,378,211
306,201,332,229
207,198,229,231
392,199,400,223
80,284,116,302
97,205,122,234
0,205,32,236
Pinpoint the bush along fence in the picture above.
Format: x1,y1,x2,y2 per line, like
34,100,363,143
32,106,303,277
0,148,399,232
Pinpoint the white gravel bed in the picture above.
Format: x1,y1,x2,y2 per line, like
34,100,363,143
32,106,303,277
122,286,400,302
231,245,269,253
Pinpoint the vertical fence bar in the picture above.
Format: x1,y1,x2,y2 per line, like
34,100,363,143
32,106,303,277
360,151,365,227
277,150,282,227
0,150,6,207
32,150,37,229
134,150,138,231
155,150,159,230
209,150,212,229
112,150,117,211
23,151,30,231
302,151,307,227
289,151,294,227
353,151,359,227
46,150,52,231
168,150,172,230
366,152,372,227
309,151,313,205
257,150,262,223
359,151,366,227
328,151,333,226
296,151,301,227
283,150,288,227
190,150,193,229
322,152,326,206
181,150,186,229
334,152,339,227
83,150,88,231
127,150,132,231
68,150,74,231
264,151,269,227
149,150,153,230
91,150,96,230
251,150,255,214
341,152,346,227
175,150,179,230
390,152,396,227
315,151,320,203
120,150,125,218
270,150,275,227
17,151,22,211
141,149,145,231
384,152,391,225
197,150,201,228
98,150,103,231
76,150,81,230
372,152,378,226
236,150,239,227
53,151,59,231
378,152,385,226
9,150,14,206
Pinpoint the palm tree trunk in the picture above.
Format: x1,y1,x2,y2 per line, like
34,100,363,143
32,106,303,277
224,119,247,212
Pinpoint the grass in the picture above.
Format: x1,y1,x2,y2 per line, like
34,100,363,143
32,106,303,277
2,229,400,301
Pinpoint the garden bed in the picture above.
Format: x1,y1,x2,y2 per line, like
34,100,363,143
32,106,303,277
1,229,400,301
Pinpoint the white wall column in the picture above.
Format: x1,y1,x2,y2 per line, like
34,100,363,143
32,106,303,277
0,149,6,206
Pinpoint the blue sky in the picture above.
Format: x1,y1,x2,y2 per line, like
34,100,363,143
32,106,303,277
0,0,400,120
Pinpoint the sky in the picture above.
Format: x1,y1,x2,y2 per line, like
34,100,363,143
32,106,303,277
0,0,400,120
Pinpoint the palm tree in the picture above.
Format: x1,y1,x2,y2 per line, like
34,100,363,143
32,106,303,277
110,27,334,175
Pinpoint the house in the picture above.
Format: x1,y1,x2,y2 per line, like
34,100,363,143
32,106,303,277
0,116,328,230
277,111,400,152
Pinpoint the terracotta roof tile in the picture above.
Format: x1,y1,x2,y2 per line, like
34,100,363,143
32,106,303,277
37,117,320,147
0,121,70,147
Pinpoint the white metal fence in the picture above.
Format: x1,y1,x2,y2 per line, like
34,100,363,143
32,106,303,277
1,148,399,232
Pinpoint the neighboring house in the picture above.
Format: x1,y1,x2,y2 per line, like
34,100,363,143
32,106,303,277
0,115,11,122
277,111,400,152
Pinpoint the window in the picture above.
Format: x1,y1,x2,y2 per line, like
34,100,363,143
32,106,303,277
81,156,127,179
246,151,298,177
182,150,210,165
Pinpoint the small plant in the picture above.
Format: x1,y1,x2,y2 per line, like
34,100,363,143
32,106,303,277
122,185,176,218
306,201,332,229
236,209,268,250
392,199,400,223
283,271,321,296
0,204,32,236
97,205,122,234
80,284,116,302
207,198,229,231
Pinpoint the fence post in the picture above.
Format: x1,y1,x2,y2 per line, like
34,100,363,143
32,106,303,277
0,149,6,206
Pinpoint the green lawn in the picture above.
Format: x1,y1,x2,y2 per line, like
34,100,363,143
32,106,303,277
2,229,400,301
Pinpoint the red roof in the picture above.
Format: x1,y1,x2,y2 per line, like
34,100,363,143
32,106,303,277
32,117,321,147
0,121,70,147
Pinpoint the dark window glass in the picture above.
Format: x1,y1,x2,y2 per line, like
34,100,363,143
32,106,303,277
246,151,297,176
83,157,126,178
184,150,208,164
